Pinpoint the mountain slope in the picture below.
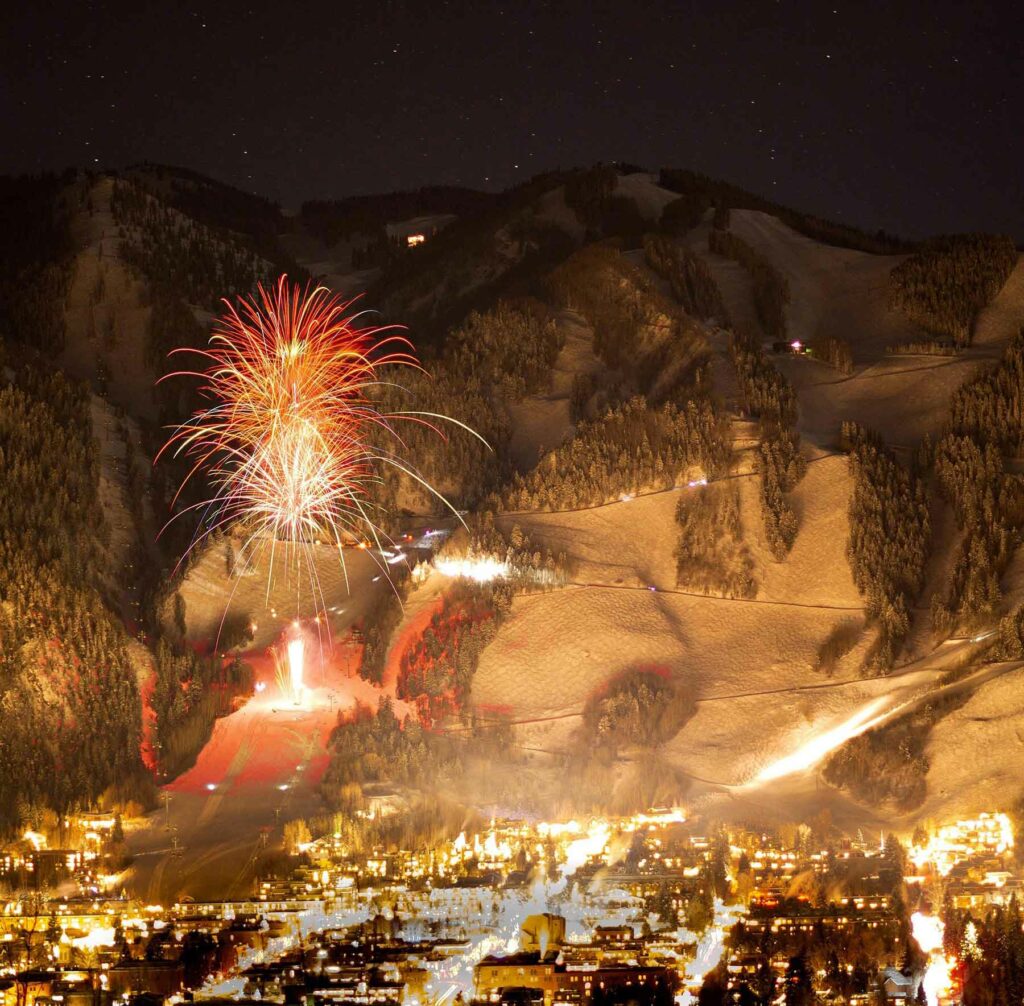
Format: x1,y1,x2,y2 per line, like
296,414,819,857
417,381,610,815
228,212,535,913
4,161,1023,845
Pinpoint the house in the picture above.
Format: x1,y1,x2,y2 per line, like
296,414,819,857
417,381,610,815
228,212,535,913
106,958,184,998
880,968,915,1004
13,970,98,1006
13,970,54,1006
475,951,562,1006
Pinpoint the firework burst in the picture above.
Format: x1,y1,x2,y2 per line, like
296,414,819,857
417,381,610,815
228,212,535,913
158,275,479,613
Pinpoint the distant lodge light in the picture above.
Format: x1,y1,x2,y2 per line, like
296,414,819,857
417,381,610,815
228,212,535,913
770,340,812,356
385,213,457,250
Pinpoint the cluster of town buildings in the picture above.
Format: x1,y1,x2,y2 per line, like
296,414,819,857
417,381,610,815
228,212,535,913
0,814,125,896
0,811,1019,1006
907,813,1019,908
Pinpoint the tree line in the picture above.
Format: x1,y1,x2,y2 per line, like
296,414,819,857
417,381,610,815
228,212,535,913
373,299,562,508
729,331,806,559
657,193,714,237
644,232,807,564
643,234,728,321
396,581,513,726
148,637,253,779
644,228,804,572
546,243,710,395
368,170,576,346
888,233,1017,345
823,691,965,811
438,512,572,587
392,514,574,724
758,428,807,560
319,697,463,793
808,334,854,374
356,570,412,685
580,669,696,756
0,365,147,833
842,422,930,670
886,338,958,357
658,167,912,254
991,602,1024,660
444,297,563,399
101,184,266,774
563,165,646,241
495,396,729,512
928,329,1024,633
674,483,756,597
111,179,276,311
358,514,567,691
0,178,265,820
943,893,1024,1004
730,333,798,425
122,164,305,281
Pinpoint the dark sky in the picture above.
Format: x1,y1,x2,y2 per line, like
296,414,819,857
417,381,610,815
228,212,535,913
4,0,1021,239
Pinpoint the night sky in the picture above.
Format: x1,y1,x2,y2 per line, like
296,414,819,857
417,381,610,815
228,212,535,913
5,0,1021,239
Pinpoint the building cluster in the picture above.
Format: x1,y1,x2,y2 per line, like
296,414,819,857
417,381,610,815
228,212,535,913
196,912,683,1006
908,812,1022,911
475,916,681,1006
1,809,1017,1006
0,809,725,1006
0,900,272,1006
714,831,911,1005
241,809,723,1003
0,815,125,895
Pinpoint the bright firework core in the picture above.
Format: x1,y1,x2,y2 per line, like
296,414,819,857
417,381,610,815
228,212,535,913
287,624,305,703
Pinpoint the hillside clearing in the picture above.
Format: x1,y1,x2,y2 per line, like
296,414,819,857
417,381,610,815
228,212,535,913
505,310,600,471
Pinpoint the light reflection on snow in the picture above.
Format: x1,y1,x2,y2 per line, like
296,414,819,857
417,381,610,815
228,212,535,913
752,697,891,783
435,556,511,582
911,911,954,1006
677,899,746,1002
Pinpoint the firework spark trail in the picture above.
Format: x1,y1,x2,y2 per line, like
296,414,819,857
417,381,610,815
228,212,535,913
158,276,484,620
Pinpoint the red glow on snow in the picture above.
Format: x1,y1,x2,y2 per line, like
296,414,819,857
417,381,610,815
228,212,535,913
165,627,417,798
